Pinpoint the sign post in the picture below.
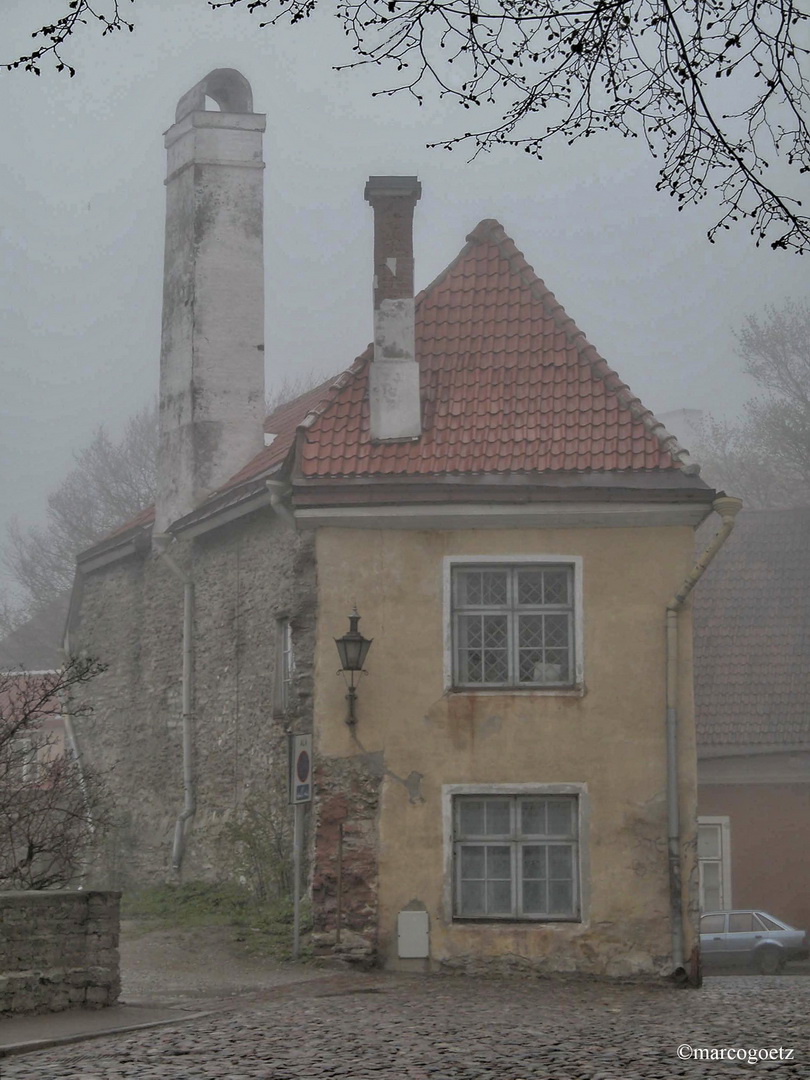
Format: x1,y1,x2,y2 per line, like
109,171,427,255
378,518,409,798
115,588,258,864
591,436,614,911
288,734,312,961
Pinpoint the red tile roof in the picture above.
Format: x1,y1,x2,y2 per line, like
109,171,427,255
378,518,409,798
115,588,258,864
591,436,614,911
298,220,686,479
695,509,810,749
92,218,700,550
223,376,343,490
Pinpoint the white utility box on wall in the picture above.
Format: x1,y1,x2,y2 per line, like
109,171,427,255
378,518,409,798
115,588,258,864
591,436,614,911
397,910,430,958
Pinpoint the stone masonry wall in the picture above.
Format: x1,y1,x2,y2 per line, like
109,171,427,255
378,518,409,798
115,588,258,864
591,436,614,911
71,507,316,886
0,891,120,1015
311,755,382,965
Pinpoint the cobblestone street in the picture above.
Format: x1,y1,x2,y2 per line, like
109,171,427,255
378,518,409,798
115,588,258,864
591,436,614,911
4,972,810,1079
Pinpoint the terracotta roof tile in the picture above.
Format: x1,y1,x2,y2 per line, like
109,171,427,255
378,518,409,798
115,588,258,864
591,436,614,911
695,509,810,749
299,220,686,479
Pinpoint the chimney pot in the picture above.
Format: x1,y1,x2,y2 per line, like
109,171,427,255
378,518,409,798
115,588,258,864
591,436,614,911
365,176,422,441
155,70,266,534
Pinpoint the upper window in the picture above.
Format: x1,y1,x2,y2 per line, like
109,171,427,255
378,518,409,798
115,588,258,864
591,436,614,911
698,817,731,911
451,564,576,689
453,793,580,920
273,617,294,717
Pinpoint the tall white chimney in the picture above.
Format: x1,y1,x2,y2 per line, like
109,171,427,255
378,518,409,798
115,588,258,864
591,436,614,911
155,69,266,533
364,176,422,441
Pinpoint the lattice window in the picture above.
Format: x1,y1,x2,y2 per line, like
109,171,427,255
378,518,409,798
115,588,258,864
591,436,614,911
452,565,575,688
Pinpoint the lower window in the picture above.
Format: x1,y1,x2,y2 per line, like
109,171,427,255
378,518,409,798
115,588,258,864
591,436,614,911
453,793,580,920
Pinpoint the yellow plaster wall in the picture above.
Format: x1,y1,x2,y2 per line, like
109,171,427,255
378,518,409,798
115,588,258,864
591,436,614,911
314,524,700,977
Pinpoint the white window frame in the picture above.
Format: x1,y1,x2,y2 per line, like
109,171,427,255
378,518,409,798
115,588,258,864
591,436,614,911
442,555,584,693
697,815,732,911
273,617,294,718
442,783,589,924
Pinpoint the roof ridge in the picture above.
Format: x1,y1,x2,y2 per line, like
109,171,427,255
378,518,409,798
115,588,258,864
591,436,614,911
472,219,696,474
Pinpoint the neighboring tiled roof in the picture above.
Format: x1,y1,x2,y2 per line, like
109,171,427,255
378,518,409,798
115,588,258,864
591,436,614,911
299,220,688,479
223,376,342,490
694,509,810,749
98,377,341,544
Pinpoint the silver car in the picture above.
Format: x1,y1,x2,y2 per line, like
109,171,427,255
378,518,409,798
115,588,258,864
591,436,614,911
701,910,809,974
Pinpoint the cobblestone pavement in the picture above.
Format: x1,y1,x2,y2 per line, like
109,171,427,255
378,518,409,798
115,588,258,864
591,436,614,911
4,973,810,1079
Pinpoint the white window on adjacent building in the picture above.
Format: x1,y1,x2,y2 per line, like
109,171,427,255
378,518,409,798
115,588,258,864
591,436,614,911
445,558,583,691
698,816,732,911
273,617,294,717
451,792,581,920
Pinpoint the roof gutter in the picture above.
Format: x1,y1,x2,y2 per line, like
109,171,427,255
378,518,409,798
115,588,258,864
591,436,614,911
666,494,742,982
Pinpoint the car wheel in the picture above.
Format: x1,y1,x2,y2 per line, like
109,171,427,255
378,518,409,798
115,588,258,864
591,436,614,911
755,948,785,975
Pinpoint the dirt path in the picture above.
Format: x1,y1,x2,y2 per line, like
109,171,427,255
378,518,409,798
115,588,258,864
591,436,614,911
118,919,326,1005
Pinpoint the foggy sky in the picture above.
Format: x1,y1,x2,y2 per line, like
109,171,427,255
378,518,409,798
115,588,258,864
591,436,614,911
2,0,809,601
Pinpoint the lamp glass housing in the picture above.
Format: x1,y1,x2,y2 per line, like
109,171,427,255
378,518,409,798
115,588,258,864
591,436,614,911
335,612,372,672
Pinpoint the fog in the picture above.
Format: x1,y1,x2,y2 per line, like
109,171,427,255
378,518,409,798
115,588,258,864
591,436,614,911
2,0,809,599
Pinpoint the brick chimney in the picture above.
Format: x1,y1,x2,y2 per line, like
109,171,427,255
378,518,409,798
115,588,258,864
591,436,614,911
155,69,266,533
364,176,422,441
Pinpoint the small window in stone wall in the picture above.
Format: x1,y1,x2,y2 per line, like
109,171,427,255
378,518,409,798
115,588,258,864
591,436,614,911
273,617,294,717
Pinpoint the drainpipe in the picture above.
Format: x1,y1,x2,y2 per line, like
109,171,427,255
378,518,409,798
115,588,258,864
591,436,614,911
265,480,296,528
666,495,742,977
153,534,196,873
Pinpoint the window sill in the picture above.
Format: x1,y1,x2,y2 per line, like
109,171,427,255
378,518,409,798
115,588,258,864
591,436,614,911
447,686,585,698
452,916,582,925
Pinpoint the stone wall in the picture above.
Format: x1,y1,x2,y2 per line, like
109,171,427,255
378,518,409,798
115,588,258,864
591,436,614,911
71,507,316,886
0,891,120,1015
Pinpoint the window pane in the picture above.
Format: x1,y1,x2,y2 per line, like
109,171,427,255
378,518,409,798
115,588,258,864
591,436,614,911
483,650,509,683
484,801,511,836
546,799,574,837
543,569,570,606
522,844,546,880
457,614,508,684
758,914,787,931
549,880,574,915
517,614,571,684
548,845,573,880
456,570,507,607
486,845,512,880
728,912,754,933
698,825,721,859
520,800,545,836
487,879,512,914
544,613,569,649
517,570,545,606
460,845,485,879
522,880,546,914
459,880,485,916
458,799,486,837
701,913,725,933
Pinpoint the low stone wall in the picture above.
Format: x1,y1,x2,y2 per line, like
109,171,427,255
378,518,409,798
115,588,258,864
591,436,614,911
0,890,121,1015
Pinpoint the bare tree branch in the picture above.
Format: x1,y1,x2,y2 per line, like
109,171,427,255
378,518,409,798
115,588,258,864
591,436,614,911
0,657,111,890
4,1,808,248
692,299,810,506
2,403,157,617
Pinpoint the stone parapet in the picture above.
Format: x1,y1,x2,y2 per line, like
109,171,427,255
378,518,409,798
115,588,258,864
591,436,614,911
0,890,121,1015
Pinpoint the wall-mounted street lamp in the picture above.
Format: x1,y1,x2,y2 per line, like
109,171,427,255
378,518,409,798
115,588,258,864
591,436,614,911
335,607,372,726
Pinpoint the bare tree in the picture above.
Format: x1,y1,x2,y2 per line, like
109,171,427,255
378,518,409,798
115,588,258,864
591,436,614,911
2,403,157,618
5,1,809,252
266,370,332,416
693,300,810,507
0,657,110,890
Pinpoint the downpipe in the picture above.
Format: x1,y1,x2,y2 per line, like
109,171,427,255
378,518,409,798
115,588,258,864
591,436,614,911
666,495,742,980
153,534,196,874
